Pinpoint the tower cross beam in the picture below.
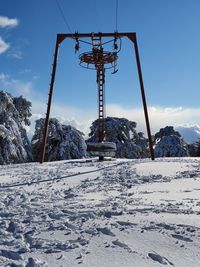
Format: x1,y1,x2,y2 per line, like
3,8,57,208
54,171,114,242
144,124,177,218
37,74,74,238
57,32,136,44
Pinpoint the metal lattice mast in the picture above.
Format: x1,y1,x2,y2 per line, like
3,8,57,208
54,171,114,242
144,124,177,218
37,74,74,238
97,65,105,143
91,34,106,144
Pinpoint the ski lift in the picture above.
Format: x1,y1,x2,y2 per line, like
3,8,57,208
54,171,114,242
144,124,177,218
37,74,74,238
39,32,155,163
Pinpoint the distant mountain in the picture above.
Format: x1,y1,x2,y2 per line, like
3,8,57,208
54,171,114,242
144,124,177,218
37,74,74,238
175,125,200,144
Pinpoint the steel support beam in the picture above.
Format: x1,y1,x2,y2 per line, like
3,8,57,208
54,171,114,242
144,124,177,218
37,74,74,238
57,32,136,41
128,34,155,160
39,36,60,163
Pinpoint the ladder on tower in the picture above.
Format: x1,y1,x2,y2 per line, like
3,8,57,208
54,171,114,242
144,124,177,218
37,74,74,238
97,66,105,143
87,35,117,160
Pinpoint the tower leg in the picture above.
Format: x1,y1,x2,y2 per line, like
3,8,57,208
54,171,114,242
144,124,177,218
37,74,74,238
39,37,60,163
131,34,155,160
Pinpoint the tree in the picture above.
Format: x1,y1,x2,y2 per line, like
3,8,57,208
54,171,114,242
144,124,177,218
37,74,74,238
87,117,149,158
188,139,200,157
0,91,32,164
32,118,87,161
187,143,196,157
154,126,189,157
194,140,200,156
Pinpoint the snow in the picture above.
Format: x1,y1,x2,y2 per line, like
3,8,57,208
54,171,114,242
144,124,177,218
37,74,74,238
135,161,194,176
0,157,200,266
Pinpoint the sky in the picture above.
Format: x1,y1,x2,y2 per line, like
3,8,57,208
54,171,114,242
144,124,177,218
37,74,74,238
1,0,200,136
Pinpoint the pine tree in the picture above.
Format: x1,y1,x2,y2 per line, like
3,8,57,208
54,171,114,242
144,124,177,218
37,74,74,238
187,143,197,157
154,126,189,157
0,91,32,164
195,140,200,156
32,118,87,161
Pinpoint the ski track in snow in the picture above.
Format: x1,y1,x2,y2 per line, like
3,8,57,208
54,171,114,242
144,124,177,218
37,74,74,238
0,157,199,266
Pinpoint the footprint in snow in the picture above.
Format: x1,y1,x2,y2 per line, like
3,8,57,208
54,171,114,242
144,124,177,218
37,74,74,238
0,249,22,261
171,234,193,242
57,254,64,260
112,239,132,252
148,252,174,266
117,220,137,227
96,227,115,236
25,257,48,267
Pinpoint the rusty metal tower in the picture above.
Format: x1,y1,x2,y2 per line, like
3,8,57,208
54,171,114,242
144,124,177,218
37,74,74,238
78,33,120,160
39,32,155,163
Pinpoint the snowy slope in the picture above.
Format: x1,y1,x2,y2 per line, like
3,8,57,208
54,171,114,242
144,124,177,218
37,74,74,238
0,158,200,266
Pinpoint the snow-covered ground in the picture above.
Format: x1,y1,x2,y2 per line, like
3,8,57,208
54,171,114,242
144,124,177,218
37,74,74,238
0,157,200,267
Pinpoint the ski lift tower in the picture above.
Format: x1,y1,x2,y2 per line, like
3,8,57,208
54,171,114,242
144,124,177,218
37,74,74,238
39,32,155,163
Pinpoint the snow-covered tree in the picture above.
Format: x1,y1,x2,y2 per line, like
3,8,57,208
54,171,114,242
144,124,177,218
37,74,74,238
154,126,189,157
32,118,87,161
0,91,32,164
188,139,200,157
87,117,149,158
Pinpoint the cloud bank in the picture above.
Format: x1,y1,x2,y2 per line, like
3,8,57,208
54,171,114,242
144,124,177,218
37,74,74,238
0,72,32,95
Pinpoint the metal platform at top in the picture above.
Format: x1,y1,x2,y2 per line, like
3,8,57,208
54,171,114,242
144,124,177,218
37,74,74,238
79,50,118,70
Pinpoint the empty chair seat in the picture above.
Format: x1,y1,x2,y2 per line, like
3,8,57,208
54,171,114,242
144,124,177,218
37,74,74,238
87,142,116,158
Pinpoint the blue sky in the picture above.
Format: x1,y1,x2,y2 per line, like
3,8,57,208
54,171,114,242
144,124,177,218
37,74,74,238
1,0,200,135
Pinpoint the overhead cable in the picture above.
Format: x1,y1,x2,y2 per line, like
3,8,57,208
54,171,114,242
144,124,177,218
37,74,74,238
55,0,73,34
115,0,119,32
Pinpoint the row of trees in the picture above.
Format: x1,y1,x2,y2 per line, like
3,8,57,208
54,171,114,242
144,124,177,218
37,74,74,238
0,90,193,165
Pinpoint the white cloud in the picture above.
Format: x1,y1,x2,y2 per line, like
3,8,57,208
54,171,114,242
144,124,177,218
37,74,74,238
0,72,32,96
0,72,9,81
0,16,19,56
19,69,31,74
0,16,19,28
9,51,23,59
0,37,10,54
